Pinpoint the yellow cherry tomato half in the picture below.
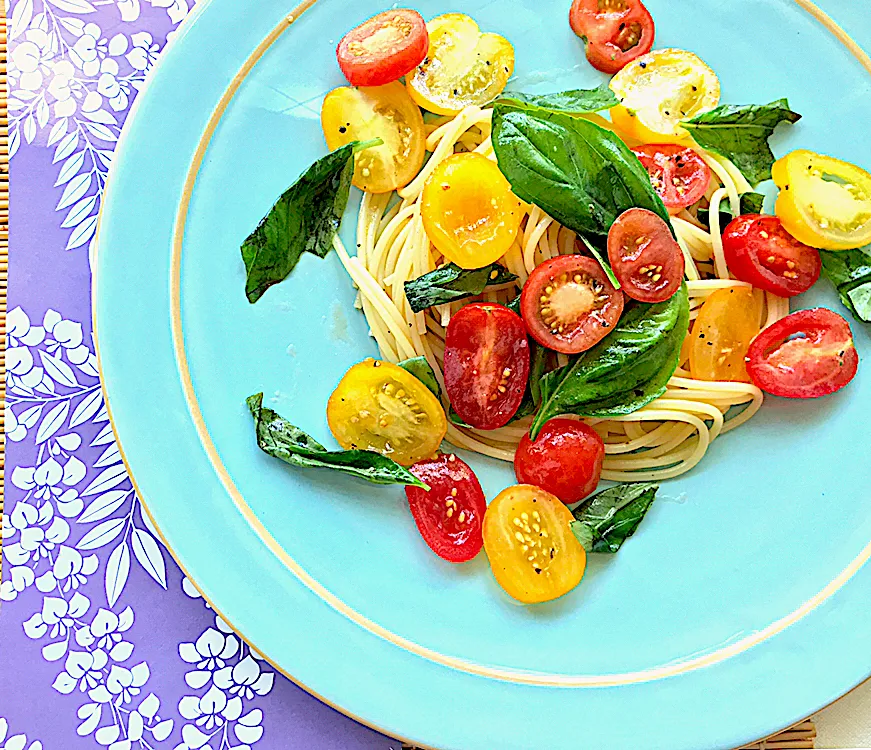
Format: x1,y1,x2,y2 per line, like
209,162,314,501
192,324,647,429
609,48,720,143
421,152,522,269
773,150,871,250
689,286,763,382
406,13,514,115
327,358,447,466
321,81,426,194
483,484,586,604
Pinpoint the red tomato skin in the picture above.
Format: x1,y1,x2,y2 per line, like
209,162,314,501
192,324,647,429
631,144,712,211
569,0,655,74
444,304,531,430
520,255,624,354
607,207,684,303
723,214,821,298
745,308,858,398
514,418,605,504
406,454,486,563
337,10,429,87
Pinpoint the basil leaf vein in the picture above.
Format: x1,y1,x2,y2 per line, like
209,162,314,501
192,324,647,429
404,262,517,313
247,393,426,488
496,84,619,114
570,482,659,553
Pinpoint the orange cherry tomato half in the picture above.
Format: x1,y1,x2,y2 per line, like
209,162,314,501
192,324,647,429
689,287,763,382
607,208,684,303
406,453,486,563
520,255,624,354
631,144,711,212
722,214,821,298
336,10,429,87
745,308,858,398
483,484,586,604
514,418,604,504
569,0,655,75
444,303,531,430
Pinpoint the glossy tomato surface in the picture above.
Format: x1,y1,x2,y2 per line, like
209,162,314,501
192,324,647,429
569,0,655,74
607,207,684,302
336,9,428,87
745,308,859,398
723,214,821,297
521,255,624,353
406,453,486,563
632,144,711,211
444,303,530,429
514,418,604,504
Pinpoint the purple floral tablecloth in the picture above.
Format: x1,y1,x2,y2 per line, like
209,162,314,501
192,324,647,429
1,3,400,748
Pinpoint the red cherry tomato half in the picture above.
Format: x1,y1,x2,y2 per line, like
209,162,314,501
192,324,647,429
514,418,605,504
406,453,487,562
569,0,655,74
631,144,712,211
444,303,531,429
336,10,429,87
607,207,684,303
723,214,822,298
521,255,624,354
745,308,858,398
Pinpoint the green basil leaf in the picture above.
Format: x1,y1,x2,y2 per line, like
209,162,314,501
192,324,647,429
529,341,547,406
404,262,518,313
571,482,659,553
819,246,871,323
241,141,370,303
398,356,442,399
505,294,522,315
530,285,689,437
496,84,619,114
247,393,426,488
492,105,671,238
448,406,472,428
697,191,766,231
578,234,621,289
683,99,801,186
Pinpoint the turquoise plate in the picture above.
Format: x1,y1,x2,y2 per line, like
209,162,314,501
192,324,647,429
94,0,871,747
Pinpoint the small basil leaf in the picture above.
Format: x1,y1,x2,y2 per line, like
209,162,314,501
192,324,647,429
505,294,522,316
448,406,472,428
683,99,801,186
697,191,766,231
571,482,659,553
247,393,427,488
496,84,619,114
404,263,518,313
398,356,442,399
819,246,871,323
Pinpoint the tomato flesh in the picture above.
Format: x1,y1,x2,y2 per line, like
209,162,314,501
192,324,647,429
631,144,711,211
607,207,684,303
514,418,604,504
327,359,447,465
745,308,858,398
336,10,428,87
569,0,655,75
689,287,763,382
405,453,486,563
521,255,624,354
483,484,586,604
722,214,821,298
444,304,530,429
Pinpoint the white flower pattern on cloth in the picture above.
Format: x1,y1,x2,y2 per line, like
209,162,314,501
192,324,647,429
0,718,44,750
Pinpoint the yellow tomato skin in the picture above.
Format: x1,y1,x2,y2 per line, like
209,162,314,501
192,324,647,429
421,152,522,269
689,287,763,382
773,150,871,251
326,359,447,466
483,484,586,604
609,48,720,141
406,13,514,115
321,82,425,194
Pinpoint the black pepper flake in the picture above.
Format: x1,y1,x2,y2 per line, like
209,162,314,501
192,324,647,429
339,126,347,133
453,89,459,95
664,110,670,116
535,568,542,574
550,549,555,559
699,332,705,339
486,60,491,65
639,61,647,68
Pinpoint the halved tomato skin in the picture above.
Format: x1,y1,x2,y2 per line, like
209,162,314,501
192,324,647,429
520,255,624,353
745,308,859,398
631,144,711,211
444,303,531,430
336,9,429,87
569,0,655,74
607,207,684,303
722,214,821,298
406,453,486,563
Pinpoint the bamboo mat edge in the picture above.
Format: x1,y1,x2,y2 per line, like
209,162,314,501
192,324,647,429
0,9,818,750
